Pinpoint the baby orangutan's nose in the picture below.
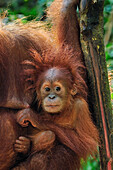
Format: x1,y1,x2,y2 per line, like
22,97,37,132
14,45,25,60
48,94,56,99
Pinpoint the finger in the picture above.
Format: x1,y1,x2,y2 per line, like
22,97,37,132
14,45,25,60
19,136,30,143
15,148,27,153
17,111,25,121
15,139,23,145
15,148,23,152
14,143,28,149
14,143,26,148
19,136,28,140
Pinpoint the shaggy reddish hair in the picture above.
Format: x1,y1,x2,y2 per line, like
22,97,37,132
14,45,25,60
22,47,99,167
23,47,87,99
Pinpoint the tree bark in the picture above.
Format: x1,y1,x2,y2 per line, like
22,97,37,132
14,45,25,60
79,0,113,169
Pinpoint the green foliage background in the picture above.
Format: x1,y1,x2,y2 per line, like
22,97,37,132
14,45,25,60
0,0,113,169
104,0,113,104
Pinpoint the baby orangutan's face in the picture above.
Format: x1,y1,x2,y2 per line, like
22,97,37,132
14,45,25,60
41,80,67,113
38,68,69,113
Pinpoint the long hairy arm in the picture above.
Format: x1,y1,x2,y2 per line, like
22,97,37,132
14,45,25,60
47,0,81,50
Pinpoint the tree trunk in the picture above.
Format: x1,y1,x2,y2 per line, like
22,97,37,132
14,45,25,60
79,0,113,169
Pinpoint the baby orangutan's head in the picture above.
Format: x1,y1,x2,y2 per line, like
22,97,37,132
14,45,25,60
36,67,77,113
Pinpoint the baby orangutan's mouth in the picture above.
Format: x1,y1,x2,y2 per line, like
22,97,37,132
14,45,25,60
46,105,60,107
44,104,61,113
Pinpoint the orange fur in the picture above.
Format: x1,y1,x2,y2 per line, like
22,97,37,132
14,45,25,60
0,0,99,169
21,37,99,170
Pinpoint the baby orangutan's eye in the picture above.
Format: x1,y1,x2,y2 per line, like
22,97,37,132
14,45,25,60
45,87,51,92
55,86,61,92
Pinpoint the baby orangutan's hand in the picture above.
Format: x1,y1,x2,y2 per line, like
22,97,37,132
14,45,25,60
16,108,39,128
14,136,31,155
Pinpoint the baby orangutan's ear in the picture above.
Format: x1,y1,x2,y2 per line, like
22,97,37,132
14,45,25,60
70,84,77,96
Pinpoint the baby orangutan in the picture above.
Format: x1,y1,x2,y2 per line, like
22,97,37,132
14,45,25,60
14,67,76,155
13,50,99,169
